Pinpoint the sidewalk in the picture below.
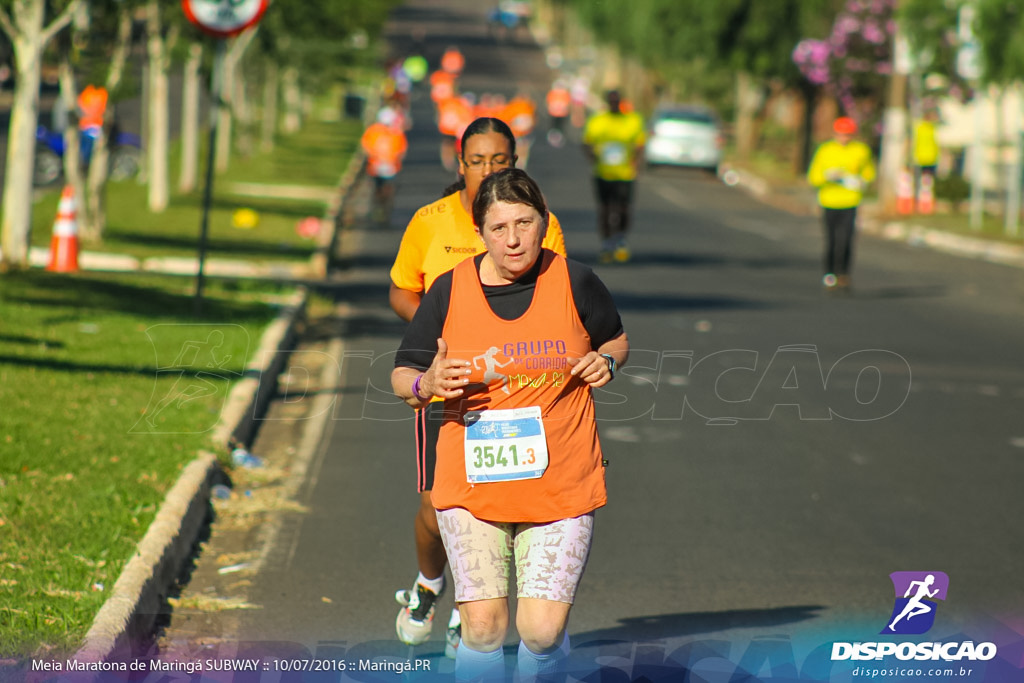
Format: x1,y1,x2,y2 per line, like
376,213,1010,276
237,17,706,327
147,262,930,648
721,162,1024,271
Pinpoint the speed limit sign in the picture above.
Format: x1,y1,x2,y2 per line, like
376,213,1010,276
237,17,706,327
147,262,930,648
182,0,269,38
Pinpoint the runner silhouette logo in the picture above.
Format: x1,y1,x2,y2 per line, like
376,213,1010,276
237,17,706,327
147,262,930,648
882,571,949,635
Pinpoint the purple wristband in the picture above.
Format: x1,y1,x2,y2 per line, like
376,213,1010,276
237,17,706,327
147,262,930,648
412,374,427,400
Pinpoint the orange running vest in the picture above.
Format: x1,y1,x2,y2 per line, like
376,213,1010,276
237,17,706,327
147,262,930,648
431,252,607,523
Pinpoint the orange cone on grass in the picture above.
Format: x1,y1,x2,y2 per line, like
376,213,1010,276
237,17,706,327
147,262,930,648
47,185,79,272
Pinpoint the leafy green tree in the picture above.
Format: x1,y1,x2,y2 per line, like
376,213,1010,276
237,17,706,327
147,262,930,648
567,0,836,163
975,0,1024,87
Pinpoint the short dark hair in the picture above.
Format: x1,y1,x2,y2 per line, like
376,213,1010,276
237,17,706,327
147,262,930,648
472,168,548,229
461,117,517,158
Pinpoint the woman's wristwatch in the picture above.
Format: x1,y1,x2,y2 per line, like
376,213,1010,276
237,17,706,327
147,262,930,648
600,353,616,380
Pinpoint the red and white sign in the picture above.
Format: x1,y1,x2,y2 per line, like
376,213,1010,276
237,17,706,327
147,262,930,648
182,0,269,38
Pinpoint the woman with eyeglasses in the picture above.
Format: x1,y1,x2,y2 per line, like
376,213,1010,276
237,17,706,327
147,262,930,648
388,117,567,657
392,168,628,681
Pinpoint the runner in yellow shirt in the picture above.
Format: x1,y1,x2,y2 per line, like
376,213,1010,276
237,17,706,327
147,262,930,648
388,117,567,658
583,90,646,263
807,116,876,292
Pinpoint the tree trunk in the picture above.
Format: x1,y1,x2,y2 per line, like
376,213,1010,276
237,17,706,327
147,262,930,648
57,53,89,238
261,60,278,153
84,6,132,240
734,72,763,162
234,61,252,158
878,71,908,214
282,66,302,134
145,2,171,212
179,42,202,193
215,29,257,173
86,130,110,238
1,34,44,268
794,83,817,175
215,47,235,172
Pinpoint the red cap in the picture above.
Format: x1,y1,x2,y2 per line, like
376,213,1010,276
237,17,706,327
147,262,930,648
833,117,858,135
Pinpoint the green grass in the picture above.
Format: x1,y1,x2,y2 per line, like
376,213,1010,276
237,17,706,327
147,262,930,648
0,270,286,658
896,209,1024,244
1,108,362,660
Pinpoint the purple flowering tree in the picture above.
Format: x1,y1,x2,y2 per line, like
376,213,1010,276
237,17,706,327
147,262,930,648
793,0,896,142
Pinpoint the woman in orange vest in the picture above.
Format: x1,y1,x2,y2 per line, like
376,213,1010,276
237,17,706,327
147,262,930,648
388,119,568,660
392,168,629,681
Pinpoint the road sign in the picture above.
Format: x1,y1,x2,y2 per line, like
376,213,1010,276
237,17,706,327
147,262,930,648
182,0,269,39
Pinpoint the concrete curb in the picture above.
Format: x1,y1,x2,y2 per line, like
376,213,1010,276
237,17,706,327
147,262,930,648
859,219,1024,269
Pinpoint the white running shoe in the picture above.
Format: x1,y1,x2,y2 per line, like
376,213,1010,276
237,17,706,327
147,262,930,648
395,582,443,646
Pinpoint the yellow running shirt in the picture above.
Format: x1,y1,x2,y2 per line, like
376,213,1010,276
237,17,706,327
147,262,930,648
390,191,567,294
583,111,646,181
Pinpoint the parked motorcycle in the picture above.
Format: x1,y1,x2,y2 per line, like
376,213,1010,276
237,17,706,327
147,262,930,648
33,124,142,186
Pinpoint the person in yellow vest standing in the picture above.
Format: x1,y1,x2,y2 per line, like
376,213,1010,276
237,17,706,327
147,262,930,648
582,90,646,263
913,109,940,180
807,116,876,292
913,109,940,214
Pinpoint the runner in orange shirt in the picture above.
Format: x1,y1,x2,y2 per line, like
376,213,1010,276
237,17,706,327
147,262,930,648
545,81,571,147
77,84,108,160
388,118,568,660
430,69,457,105
500,93,537,169
436,95,475,172
361,108,408,225
440,46,465,76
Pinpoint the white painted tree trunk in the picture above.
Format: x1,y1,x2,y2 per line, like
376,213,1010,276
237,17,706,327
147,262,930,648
0,13,45,267
233,61,252,158
215,46,235,173
179,43,202,193
282,66,302,134
146,1,171,212
215,28,257,173
261,60,278,153
734,72,764,162
57,56,87,236
85,6,132,239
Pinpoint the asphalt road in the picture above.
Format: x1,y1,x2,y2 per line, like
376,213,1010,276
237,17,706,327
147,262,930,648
156,1,1024,680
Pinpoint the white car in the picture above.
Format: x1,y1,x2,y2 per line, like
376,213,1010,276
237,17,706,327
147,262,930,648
645,105,724,174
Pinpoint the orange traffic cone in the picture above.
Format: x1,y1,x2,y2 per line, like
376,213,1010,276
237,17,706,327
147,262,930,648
47,185,79,272
917,173,935,215
896,168,914,215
